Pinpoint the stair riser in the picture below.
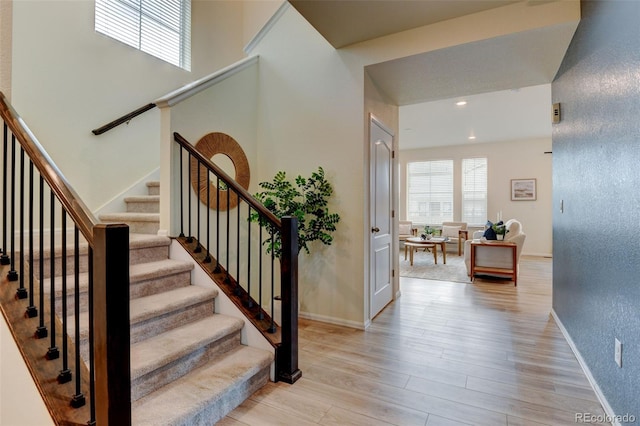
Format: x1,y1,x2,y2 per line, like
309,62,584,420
130,271,192,299
126,201,160,214
31,254,89,280
131,245,169,265
187,366,270,426
131,299,214,344
31,245,166,279
131,332,241,402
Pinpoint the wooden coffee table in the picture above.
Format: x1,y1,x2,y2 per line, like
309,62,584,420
405,237,447,265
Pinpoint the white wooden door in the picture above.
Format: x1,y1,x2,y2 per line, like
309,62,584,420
370,116,394,318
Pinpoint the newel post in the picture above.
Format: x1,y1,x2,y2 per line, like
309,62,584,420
278,216,302,383
93,224,132,425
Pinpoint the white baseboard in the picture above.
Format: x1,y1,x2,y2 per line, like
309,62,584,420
299,311,367,330
551,309,620,425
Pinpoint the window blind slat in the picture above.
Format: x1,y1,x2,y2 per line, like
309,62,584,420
407,160,454,224
95,0,191,71
462,157,487,225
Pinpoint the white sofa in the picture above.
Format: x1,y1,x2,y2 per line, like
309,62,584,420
464,219,526,279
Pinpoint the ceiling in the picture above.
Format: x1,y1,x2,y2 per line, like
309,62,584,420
289,0,577,148
399,84,552,149
288,0,519,49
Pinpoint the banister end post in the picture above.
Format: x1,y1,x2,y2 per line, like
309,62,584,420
277,216,301,384
93,223,132,425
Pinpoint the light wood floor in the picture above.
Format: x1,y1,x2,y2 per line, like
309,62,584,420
222,256,607,425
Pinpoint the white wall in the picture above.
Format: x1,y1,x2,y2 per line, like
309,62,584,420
251,7,366,327
11,0,245,211
1,316,54,426
399,138,553,256
246,3,574,326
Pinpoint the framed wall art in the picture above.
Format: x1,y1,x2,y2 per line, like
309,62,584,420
511,178,536,201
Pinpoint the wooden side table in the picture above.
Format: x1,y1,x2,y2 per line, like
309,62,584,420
469,240,518,286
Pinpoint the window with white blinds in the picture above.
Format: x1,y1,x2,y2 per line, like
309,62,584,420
95,0,191,71
461,157,487,225
407,160,453,224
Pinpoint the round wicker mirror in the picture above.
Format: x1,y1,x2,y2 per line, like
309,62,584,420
190,132,250,210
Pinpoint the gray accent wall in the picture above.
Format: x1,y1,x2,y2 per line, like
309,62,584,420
552,0,640,421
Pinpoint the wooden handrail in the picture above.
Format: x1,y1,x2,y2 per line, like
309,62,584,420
0,92,97,243
91,103,156,136
173,132,282,227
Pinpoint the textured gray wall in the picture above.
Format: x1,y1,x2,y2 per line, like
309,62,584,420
552,0,640,421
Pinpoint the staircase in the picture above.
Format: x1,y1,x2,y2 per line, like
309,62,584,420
52,181,273,424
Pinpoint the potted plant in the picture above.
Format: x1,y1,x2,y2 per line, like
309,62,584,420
251,167,340,257
492,221,507,240
421,225,436,240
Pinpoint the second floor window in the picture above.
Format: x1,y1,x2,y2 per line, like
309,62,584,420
96,0,191,71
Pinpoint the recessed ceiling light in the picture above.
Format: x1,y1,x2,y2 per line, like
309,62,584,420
456,101,467,106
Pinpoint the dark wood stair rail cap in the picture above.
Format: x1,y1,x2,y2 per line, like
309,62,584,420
91,103,157,136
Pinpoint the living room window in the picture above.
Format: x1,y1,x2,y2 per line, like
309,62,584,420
407,160,454,224
461,157,487,225
95,0,191,71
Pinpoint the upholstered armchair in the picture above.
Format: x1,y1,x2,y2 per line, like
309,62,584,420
440,221,467,253
399,221,416,244
464,219,526,279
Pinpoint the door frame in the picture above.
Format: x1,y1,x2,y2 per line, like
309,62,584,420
367,113,398,324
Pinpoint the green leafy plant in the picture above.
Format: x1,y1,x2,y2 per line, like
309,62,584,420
251,167,340,257
424,225,436,235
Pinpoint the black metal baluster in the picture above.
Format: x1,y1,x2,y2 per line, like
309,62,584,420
87,246,96,424
46,191,59,359
245,204,253,309
257,225,264,321
235,196,241,295
268,228,276,333
1,123,9,265
186,153,192,243
214,176,221,273
17,147,27,298
26,161,36,318
71,226,85,408
58,210,71,383
194,161,201,253
179,147,184,238
35,176,47,338
204,169,211,263
7,134,18,281
224,188,230,284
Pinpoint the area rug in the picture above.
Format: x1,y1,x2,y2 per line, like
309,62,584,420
399,249,470,283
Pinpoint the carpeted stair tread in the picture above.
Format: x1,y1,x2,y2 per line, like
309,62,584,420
146,181,160,196
131,315,244,379
131,346,272,425
130,286,217,325
67,286,218,342
42,259,192,298
130,259,193,284
99,212,160,222
129,233,170,248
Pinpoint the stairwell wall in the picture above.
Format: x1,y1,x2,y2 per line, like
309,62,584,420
10,0,246,211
